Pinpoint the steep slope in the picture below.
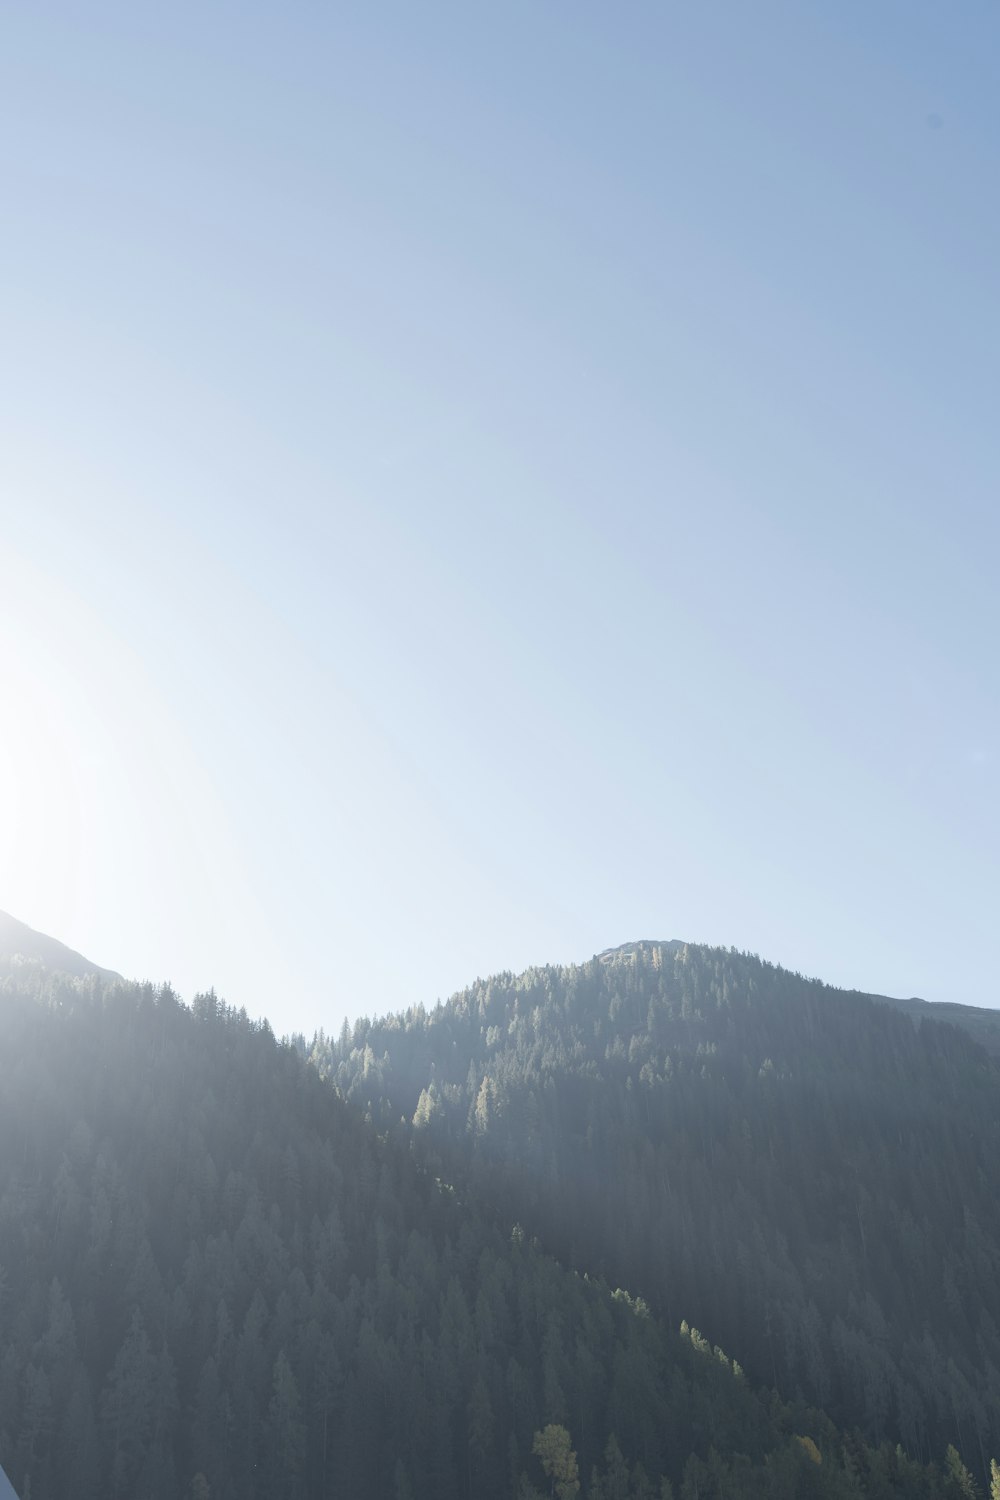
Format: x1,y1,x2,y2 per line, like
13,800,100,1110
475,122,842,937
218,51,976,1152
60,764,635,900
0,909,119,980
877,992,1000,1058
0,961,949,1500
316,941,1000,1476
605,941,1000,1058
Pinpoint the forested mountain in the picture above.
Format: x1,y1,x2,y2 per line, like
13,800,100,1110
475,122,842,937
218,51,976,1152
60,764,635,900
4,957,972,1500
4,936,1000,1499
877,993,1000,1059
313,942,1000,1482
0,910,119,981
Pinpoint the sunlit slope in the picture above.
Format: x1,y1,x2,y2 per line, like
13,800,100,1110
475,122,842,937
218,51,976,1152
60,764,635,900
0,962,953,1500
317,941,1000,1473
0,909,119,980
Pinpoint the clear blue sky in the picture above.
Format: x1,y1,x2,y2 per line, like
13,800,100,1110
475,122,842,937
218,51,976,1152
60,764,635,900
1,2,997,1035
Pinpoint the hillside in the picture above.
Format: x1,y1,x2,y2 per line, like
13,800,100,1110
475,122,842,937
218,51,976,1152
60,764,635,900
0,910,119,981
878,992,1000,1058
315,941,1000,1477
0,959,958,1500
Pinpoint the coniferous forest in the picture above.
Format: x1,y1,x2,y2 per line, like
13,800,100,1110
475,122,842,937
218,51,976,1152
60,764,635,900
315,944,1000,1475
2,941,1000,1499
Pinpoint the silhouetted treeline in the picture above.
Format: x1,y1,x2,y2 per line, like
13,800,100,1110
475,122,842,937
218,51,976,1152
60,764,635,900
314,942,1000,1480
2,958,969,1499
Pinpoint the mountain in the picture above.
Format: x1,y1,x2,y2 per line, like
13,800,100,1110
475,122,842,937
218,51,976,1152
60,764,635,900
0,955,965,1500
601,941,1000,1058
603,941,1000,1058
0,910,119,981
315,940,1000,1479
877,991,1000,1058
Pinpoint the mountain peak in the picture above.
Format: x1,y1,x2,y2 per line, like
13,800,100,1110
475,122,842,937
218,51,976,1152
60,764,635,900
0,910,119,980
595,939,686,963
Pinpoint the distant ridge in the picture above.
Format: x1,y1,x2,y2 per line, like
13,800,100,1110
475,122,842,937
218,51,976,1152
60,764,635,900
0,1461,19,1499
0,909,119,981
875,989,1000,1057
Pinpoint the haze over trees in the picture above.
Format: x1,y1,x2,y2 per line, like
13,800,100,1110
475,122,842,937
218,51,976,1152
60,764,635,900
1,935,999,1498
313,942,1000,1476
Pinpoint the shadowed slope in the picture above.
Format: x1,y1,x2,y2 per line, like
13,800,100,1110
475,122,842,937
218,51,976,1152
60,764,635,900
2,959,945,1500
317,940,1000,1475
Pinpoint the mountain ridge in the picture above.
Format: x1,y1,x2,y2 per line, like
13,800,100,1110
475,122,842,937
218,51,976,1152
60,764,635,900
316,939,1000,1473
0,955,952,1500
0,909,120,981
596,937,1000,1055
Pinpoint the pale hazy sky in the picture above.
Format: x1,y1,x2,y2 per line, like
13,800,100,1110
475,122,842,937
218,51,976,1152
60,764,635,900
1,3,997,1036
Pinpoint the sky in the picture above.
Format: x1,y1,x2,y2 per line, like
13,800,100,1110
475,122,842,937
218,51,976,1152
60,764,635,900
1,2,997,1036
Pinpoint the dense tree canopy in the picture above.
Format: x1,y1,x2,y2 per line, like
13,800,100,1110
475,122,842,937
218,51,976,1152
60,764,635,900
0,946,995,1497
314,942,1000,1479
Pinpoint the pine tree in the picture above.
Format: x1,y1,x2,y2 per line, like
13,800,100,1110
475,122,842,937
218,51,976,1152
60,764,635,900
101,1310,158,1499
533,1426,581,1500
266,1351,305,1500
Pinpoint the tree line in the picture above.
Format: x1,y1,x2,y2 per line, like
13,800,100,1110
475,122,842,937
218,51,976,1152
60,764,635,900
311,942,1000,1481
1,948,996,1497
